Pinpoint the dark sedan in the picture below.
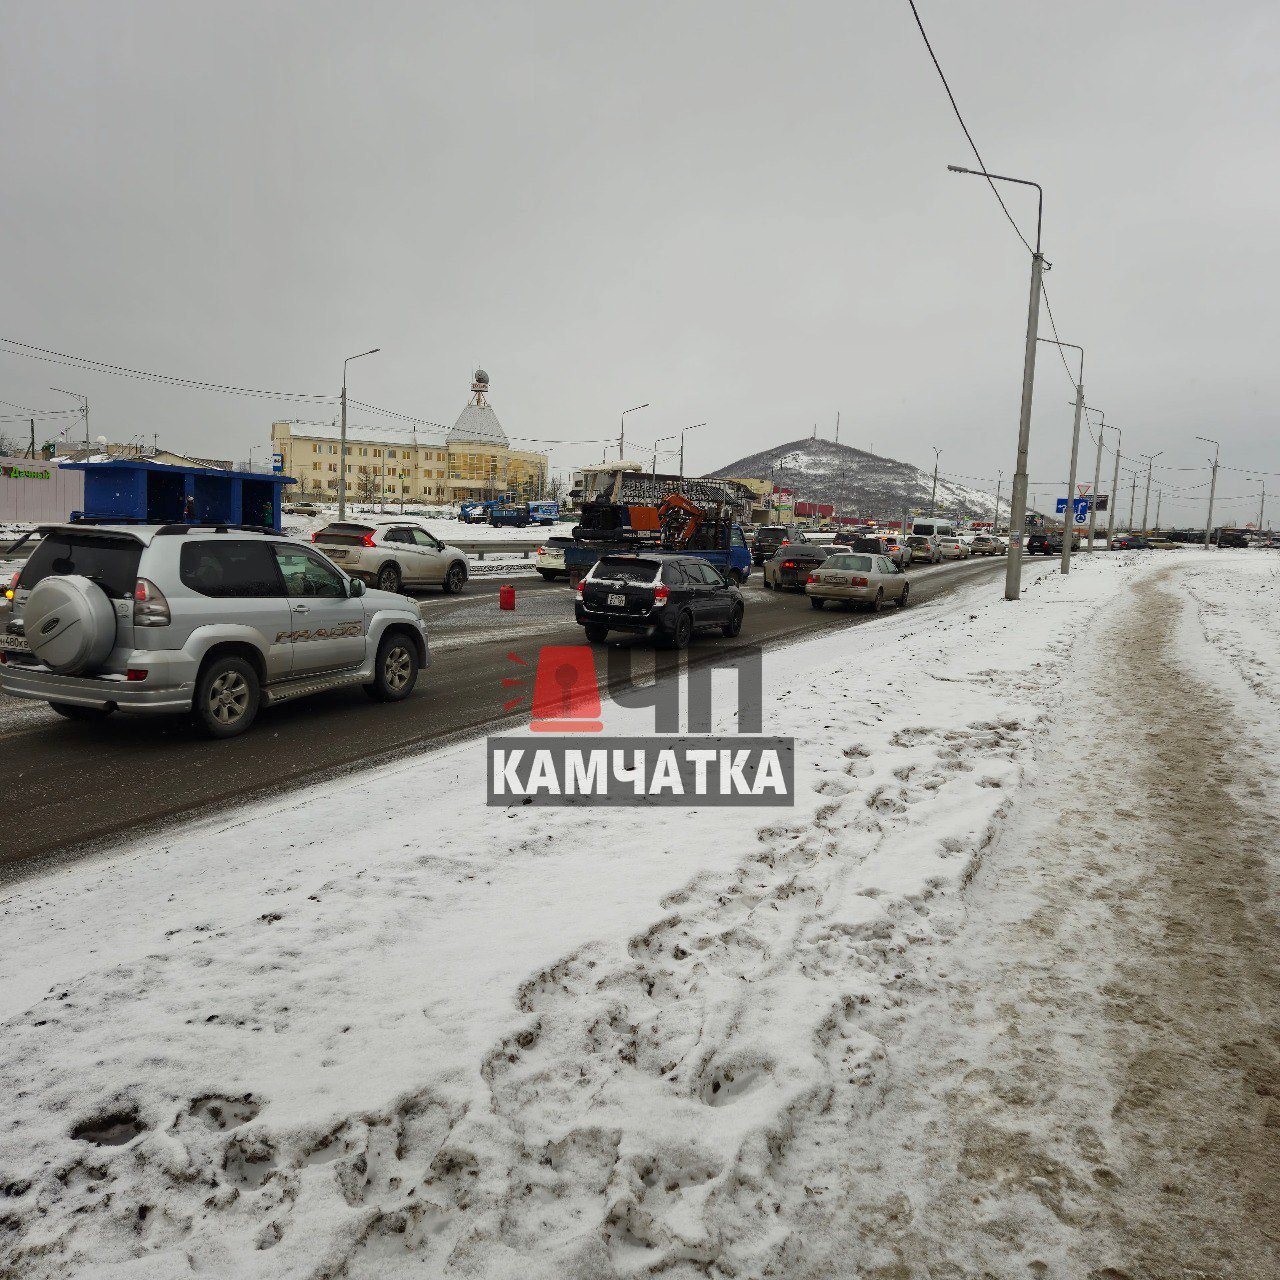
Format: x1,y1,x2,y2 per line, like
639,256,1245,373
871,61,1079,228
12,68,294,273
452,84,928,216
762,543,841,590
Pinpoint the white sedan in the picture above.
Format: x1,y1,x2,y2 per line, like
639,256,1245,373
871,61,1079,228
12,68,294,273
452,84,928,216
535,542,568,580
937,536,971,560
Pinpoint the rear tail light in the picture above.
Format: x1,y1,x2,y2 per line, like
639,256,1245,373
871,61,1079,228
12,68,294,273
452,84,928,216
126,668,149,682
806,574,816,584
781,539,790,546
361,533,377,548
851,576,869,587
653,584,669,606
782,560,796,569
536,546,545,555
575,580,584,597
133,578,171,627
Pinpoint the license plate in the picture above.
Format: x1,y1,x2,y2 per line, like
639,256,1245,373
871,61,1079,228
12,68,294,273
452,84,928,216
3,634,31,653
327,549,348,559
607,593,627,607
827,576,847,586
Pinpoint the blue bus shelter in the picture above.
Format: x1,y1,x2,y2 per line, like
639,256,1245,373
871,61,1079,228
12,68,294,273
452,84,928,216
64,459,295,531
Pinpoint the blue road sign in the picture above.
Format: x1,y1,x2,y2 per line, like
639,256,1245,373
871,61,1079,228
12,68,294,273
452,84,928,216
1055,497,1091,523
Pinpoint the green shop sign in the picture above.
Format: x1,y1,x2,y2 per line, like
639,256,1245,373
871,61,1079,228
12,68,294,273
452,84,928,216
1,465,52,481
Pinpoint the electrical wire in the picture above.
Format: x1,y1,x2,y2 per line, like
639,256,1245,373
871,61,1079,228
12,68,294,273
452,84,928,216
905,0,1034,255
0,337,336,404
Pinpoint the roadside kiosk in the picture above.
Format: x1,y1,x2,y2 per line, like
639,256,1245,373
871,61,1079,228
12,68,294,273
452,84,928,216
64,459,295,532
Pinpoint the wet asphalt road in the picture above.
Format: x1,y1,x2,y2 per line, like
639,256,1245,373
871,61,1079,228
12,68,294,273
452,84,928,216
0,557,1005,879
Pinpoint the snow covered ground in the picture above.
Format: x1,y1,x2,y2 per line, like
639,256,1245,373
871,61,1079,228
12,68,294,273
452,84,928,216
1,550,1277,1278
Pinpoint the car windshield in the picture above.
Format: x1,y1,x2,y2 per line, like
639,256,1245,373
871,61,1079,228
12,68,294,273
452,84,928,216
20,532,143,600
590,558,660,584
826,554,873,571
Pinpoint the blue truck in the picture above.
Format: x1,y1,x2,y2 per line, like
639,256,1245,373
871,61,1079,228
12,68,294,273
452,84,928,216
527,500,560,526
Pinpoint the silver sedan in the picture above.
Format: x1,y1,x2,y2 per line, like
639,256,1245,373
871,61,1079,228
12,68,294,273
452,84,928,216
806,552,910,611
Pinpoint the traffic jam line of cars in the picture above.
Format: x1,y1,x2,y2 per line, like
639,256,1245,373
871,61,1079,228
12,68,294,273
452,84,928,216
0,516,1002,738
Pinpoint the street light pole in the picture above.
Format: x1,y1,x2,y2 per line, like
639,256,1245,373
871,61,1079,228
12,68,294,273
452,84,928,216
929,447,941,515
993,470,1003,532
618,403,649,460
1081,407,1108,552
338,348,380,520
1196,436,1219,548
948,164,1045,601
1140,452,1162,533
1128,476,1137,532
1155,488,1162,530
50,387,90,454
651,434,675,481
1105,429,1122,546
1039,340,1084,574
678,422,705,479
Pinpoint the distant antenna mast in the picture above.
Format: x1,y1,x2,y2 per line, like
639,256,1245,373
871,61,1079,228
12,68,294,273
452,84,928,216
835,411,840,444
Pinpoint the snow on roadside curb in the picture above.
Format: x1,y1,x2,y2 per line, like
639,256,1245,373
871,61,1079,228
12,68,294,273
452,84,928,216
0,553,1165,1278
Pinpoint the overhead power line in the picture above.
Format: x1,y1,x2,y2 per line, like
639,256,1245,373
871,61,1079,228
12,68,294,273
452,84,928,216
906,0,1033,256
0,337,336,404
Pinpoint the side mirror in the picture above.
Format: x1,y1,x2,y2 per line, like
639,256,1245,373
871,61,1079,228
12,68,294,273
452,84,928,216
348,577,366,598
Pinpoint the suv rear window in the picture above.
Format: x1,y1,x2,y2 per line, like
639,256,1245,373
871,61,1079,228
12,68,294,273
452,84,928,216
180,540,284,598
20,532,142,600
591,558,660,584
314,523,374,546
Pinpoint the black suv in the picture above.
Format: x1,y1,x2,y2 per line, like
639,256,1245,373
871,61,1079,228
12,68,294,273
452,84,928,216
752,524,804,565
1027,530,1080,555
575,554,745,649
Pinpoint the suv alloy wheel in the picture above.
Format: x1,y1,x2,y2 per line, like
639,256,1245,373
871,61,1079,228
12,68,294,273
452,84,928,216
365,632,419,701
195,655,260,738
377,563,402,593
443,562,466,594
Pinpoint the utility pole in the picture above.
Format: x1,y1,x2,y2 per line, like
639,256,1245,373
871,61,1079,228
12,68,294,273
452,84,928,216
929,447,941,515
1140,452,1162,532
28,419,36,459
992,470,1003,532
1039,340,1084,574
1081,406,1107,551
1197,436,1219,548
1259,481,1266,533
618,403,648,460
947,164,1045,601
1128,476,1137,532
338,348,379,520
1105,427,1122,546
834,410,840,444
51,387,89,455
1154,489,1162,530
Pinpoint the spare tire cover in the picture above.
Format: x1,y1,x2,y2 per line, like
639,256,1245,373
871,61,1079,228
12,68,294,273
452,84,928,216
23,575,118,675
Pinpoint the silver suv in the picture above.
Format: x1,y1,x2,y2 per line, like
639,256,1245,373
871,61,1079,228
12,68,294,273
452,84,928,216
311,519,468,594
0,523,429,737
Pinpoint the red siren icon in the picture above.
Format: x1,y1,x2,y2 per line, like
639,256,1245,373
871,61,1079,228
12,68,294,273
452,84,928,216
529,645,603,733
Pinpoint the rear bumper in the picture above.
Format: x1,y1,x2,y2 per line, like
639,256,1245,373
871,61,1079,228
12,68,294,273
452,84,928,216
805,583,878,603
0,661,194,712
575,602,665,635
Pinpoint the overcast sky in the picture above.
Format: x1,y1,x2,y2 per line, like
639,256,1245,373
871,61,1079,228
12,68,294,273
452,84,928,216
3,0,1277,524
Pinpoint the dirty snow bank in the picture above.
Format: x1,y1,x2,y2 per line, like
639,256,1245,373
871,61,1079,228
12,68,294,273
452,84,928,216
1,554,1162,1279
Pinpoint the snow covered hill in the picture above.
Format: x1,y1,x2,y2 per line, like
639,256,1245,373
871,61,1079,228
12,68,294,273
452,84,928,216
707,436,996,522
